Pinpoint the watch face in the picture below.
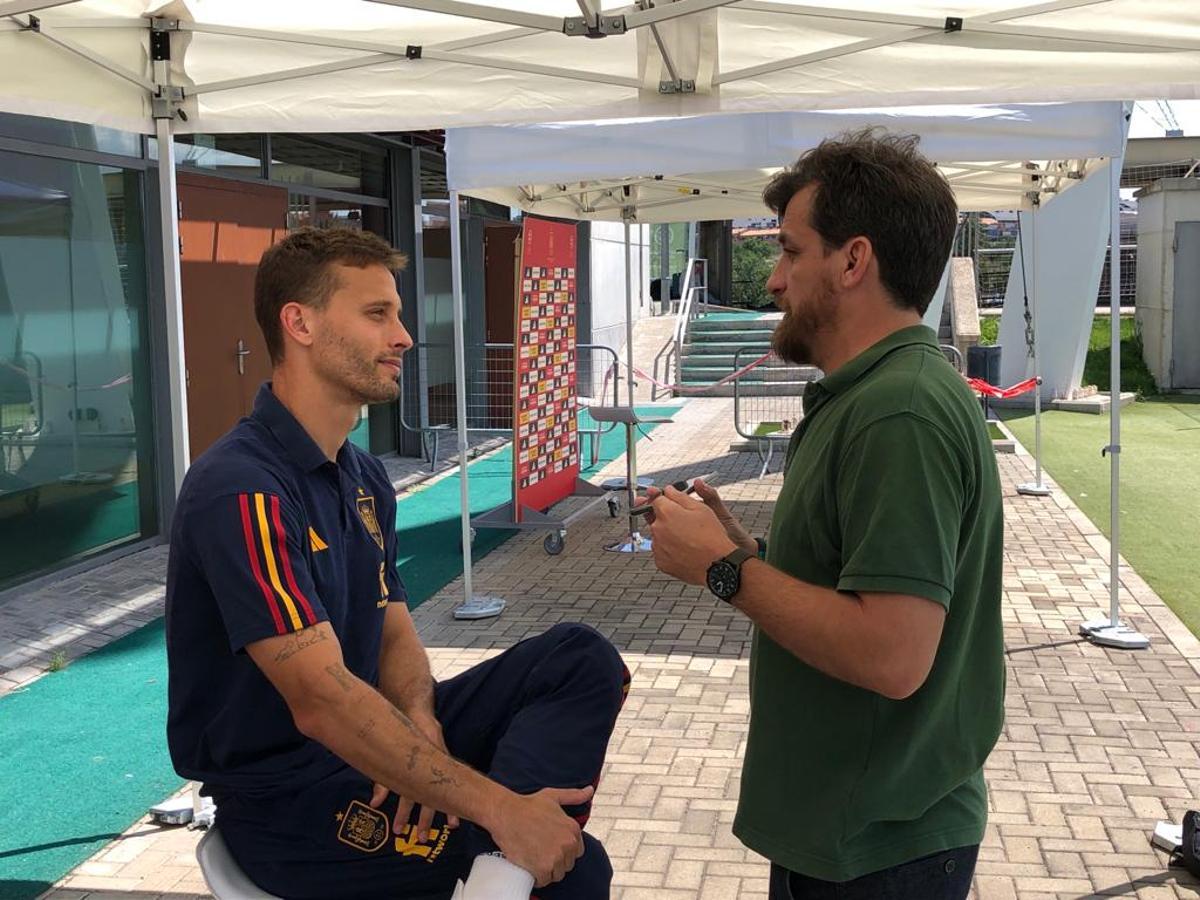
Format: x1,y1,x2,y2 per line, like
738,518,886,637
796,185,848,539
706,560,739,600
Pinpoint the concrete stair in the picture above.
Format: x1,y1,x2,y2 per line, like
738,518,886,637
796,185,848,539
678,312,818,397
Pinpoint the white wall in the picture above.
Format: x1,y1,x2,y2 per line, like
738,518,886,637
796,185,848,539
588,222,651,356
998,161,1116,399
1135,179,1200,390
921,258,952,334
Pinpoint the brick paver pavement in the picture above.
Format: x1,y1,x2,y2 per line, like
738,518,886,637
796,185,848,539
8,335,1199,898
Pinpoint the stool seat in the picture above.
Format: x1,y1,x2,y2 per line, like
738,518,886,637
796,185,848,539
585,406,673,426
196,826,282,900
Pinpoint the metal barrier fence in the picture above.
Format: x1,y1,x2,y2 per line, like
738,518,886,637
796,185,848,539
398,342,621,470
973,243,1137,307
731,347,808,477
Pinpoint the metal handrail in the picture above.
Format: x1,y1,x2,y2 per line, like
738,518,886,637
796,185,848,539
939,344,965,373
672,257,708,387
650,337,676,402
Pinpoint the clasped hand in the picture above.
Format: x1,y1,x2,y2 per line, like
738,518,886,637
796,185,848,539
369,712,459,842
636,479,750,585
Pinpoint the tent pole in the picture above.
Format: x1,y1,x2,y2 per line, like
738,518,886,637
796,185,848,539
606,217,650,553
1079,150,1148,649
447,191,505,618
1017,202,1050,496
622,220,644,546
155,114,190,497
449,190,474,601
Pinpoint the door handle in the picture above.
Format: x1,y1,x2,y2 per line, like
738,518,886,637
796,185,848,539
236,339,251,376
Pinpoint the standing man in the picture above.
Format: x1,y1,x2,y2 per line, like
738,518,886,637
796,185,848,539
643,131,1004,899
166,228,628,899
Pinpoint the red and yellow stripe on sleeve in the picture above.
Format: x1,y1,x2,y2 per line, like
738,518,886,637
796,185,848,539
237,492,319,634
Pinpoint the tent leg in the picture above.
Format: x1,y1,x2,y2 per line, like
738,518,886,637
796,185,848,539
1079,150,1147,650
1017,206,1050,497
449,190,504,619
156,115,190,497
606,219,651,554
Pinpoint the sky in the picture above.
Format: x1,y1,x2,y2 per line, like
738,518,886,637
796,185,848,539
1128,100,1200,138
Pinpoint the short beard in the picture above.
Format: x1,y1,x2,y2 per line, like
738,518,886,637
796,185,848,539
315,333,401,406
771,276,838,367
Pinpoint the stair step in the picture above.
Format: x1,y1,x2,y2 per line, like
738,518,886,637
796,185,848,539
682,355,800,370
686,336,777,348
681,365,819,382
677,381,807,397
683,340,774,353
690,314,781,332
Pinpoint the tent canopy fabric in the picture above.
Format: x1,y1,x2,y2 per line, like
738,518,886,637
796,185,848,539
445,102,1126,220
0,1,1196,136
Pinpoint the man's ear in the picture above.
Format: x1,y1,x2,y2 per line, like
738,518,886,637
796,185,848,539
839,236,873,290
280,301,316,349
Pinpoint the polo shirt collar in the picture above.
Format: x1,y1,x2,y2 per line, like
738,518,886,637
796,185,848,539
816,324,939,397
252,382,349,474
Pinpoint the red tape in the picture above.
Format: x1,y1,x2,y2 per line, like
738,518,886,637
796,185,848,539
965,376,1038,399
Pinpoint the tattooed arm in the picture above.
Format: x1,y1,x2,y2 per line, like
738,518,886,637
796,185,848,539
377,603,436,720
246,623,593,886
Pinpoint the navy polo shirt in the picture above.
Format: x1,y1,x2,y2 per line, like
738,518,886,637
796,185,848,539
165,383,406,800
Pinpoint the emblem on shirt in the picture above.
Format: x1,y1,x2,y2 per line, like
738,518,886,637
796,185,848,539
335,800,389,853
394,822,450,862
377,562,390,608
356,495,385,550
308,527,329,553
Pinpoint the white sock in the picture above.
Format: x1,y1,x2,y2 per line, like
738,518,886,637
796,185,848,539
458,852,535,900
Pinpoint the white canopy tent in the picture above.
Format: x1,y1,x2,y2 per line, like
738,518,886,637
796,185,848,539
446,102,1126,221
444,100,1146,646
0,0,1181,644
0,1,1198,136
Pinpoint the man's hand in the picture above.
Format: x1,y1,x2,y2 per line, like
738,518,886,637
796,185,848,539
647,485,738,585
691,479,757,555
369,712,460,840
635,480,756,557
489,786,594,887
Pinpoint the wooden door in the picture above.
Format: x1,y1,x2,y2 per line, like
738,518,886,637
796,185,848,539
178,173,287,459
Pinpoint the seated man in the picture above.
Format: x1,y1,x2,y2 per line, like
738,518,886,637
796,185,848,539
165,228,628,899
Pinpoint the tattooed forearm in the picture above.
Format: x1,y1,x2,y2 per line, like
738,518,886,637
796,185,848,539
388,705,420,737
274,627,329,663
356,718,377,740
429,764,459,787
324,664,357,693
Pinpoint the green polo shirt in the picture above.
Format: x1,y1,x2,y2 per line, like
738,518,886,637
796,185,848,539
732,325,1005,881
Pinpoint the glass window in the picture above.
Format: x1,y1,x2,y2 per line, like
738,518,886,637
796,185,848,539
0,111,142,158
0,153,157,589
271,136,386,197
287,192,387,235
168,134,264,179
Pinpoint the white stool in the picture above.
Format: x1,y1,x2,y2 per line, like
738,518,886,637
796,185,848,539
196,826,283,900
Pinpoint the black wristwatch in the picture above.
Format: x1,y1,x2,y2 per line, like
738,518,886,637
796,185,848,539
706,547,754,603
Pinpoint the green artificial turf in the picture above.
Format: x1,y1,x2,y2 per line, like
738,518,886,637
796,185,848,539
1001,395,1200,638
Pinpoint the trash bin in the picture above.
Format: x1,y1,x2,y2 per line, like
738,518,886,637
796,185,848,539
966,344,1002,420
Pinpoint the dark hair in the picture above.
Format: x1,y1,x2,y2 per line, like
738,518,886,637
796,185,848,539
254,228,407,363
762,129,957,315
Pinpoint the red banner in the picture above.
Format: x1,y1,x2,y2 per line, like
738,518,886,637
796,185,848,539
513,218,579,521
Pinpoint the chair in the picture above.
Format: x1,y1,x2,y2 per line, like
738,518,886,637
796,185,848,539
196,826,283,900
